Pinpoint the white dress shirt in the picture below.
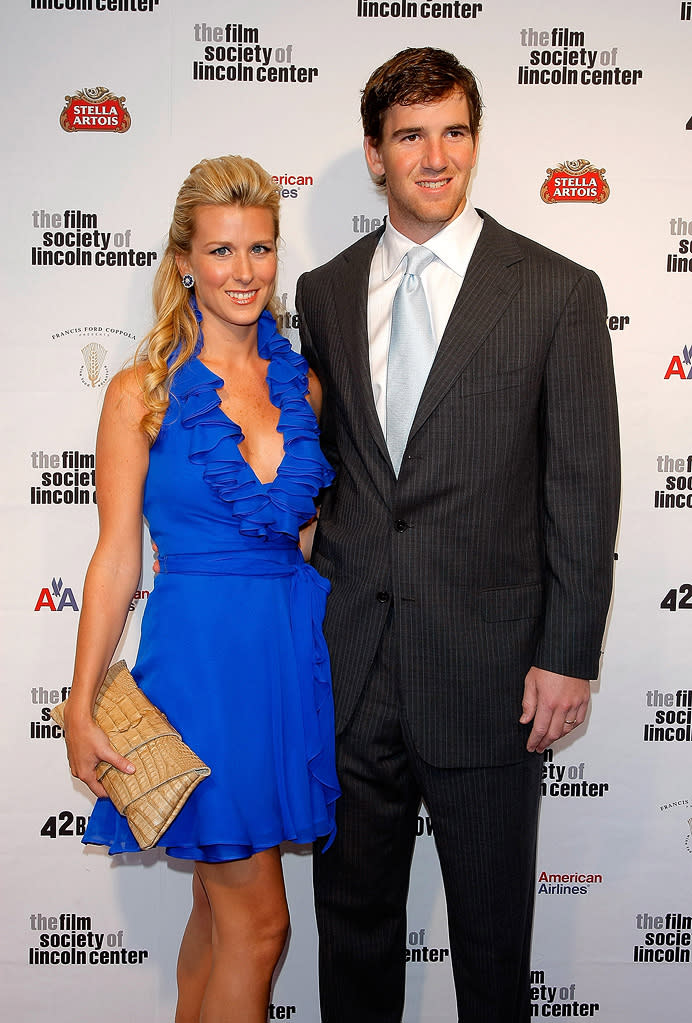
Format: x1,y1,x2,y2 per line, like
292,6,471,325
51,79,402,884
368,202,483,434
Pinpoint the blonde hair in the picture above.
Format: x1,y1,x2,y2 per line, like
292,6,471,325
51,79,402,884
135,155,281,442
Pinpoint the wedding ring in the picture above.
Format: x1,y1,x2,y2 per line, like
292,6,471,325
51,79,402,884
564,719,576,725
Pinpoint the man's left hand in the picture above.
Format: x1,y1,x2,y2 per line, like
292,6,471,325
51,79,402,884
520,666,590,754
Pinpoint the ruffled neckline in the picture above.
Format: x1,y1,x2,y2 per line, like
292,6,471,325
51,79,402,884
166,310,334,541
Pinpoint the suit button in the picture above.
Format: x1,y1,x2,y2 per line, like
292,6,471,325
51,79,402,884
394,519,409,532
376,591,390,603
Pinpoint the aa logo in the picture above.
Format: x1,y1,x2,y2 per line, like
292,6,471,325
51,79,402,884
664,346,692,380
34,578,79,612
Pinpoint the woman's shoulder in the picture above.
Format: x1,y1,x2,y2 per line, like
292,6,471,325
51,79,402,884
101,364,150,433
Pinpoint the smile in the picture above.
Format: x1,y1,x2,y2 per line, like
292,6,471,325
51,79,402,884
226,290,259,304
417,179,450,190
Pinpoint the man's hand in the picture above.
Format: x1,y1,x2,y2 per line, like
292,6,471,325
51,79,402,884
520,666,590,754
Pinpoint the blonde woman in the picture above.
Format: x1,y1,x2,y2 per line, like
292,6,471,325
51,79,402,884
63,156,339,1022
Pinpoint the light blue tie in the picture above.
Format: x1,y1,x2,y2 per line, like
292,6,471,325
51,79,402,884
386,246,437,474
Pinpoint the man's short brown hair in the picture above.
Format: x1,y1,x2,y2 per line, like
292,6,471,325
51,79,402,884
360,47,483,144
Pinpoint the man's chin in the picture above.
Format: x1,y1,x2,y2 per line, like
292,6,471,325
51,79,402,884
413,200,466,228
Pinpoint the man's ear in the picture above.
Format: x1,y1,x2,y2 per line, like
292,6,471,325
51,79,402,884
363,136,385,179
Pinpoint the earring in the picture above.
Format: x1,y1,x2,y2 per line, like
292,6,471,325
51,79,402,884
181,273,194,289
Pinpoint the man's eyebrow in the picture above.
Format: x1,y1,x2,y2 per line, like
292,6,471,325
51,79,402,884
389,122,471,140
389,125,424,139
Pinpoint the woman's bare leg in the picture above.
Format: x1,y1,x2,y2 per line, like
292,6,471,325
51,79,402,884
175,867,214,1022
175,848,288,1023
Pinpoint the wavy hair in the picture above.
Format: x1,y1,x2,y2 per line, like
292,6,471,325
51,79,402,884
134,155,281,442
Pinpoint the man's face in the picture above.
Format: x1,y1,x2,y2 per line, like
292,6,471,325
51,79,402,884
364,89,479,244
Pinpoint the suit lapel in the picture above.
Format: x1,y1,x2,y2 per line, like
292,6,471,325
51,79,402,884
330,229,392,467
324,214,525,478
410,212,524,439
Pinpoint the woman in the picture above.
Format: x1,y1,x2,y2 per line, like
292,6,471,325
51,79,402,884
63,155,339,1022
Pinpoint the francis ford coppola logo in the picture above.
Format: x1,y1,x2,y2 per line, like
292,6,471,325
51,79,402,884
541,159,609,203
60,87,130,133
80,340,109,388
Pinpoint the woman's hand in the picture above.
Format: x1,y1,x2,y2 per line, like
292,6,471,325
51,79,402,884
63,703,135,799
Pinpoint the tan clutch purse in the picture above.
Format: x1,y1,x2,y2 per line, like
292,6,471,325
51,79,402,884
52,660,211,850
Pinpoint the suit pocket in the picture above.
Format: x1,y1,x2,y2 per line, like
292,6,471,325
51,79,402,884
479,583,544,622
461,363,536,397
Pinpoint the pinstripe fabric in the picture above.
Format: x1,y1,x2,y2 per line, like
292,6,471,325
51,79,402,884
313,628,419,1023
296,210,620,770
297,209,619,1021
313,622,543,1022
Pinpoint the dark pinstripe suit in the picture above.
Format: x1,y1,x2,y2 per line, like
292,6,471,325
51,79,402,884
296,211,620,1021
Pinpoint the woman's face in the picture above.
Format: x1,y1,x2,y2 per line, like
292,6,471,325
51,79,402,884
177,204,278,342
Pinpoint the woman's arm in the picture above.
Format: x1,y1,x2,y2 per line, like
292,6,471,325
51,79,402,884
305,366,323,419
63,367,151,797
298,368,323,561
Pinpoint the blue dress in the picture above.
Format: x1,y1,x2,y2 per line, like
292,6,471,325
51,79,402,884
83,311,339,861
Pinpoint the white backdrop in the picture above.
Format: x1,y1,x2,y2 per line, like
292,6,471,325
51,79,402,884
1,1,691,1020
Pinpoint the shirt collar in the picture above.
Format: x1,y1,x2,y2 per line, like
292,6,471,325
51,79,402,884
380,202,483,279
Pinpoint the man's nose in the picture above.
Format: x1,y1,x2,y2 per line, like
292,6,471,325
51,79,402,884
421,137,447,171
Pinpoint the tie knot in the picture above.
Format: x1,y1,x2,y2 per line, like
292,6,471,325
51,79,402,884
403,245,435,278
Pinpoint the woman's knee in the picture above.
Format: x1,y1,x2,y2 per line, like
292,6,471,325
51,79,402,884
198,851,289,963
251,905,290,968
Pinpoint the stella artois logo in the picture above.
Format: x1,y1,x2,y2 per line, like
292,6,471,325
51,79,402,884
540,159,609,204
60,87,131,133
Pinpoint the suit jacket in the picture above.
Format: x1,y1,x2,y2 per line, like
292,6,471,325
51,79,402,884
296,210,620,768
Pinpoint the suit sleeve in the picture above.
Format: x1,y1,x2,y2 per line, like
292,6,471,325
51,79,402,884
296,272,340,475
533,268,620,680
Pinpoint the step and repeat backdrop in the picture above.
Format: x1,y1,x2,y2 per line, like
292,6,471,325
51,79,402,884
1,1,690,1020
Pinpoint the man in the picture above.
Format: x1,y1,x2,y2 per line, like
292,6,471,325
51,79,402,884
296,47,619,1022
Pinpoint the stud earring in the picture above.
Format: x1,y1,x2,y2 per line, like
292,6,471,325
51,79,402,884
181,273,194,289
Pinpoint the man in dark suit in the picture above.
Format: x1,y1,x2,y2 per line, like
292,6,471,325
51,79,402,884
296,47,620,1023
